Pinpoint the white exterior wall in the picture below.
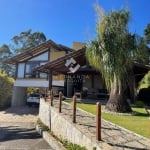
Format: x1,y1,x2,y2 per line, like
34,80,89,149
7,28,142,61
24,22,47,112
17,52,49,79
29,52,48,61
12,87,27,106
14,79,49,87
14,79,64,87
17,63,25,78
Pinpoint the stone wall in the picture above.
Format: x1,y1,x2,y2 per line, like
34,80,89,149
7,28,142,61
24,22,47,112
12,86,27,107
39,99,51,128
39,99,113,150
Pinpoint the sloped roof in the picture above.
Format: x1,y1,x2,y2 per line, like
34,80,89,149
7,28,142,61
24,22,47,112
5,40,74,65
37,48,150,76
36,48,87,74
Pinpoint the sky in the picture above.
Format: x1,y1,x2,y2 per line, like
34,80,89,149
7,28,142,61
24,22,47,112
0,0,150,48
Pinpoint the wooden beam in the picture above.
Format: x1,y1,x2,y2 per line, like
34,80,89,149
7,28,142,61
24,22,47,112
48,70,53,90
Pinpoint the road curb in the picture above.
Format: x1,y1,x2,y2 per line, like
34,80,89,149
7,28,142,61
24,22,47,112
36,124,66,150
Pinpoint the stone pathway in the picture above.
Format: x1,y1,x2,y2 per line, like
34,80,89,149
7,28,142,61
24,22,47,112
53,99,150,150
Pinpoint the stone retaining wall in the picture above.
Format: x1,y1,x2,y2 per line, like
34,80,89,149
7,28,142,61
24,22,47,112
39,99,113,150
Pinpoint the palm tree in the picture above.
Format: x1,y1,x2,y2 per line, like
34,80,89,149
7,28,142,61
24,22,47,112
86,9,148,112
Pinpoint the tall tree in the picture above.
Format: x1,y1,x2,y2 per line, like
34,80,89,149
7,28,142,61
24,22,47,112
12,29,46,54
144,23,150,64
0,72,14,108
144,23,150,45
0,44,14,76
86,8,148,112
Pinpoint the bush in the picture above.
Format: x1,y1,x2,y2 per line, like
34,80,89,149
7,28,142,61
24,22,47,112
137,71,150,106
137,87,150,106
0,72,14,109
135,100,145,107
137,71,150,92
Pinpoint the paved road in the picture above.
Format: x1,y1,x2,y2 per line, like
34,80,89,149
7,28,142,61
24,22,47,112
0,106,53,150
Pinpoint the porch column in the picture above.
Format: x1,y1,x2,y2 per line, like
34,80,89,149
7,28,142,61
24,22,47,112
48,70,53,90
67,75,73,97
12,86,27,107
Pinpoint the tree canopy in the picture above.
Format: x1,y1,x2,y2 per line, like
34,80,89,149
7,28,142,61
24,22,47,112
0,72,14,109
0,29,47,76
12,29,47,54
86,8,148,112
144,23,150,45
0,44,13,76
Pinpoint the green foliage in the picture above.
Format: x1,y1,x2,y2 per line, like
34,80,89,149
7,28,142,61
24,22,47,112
12,29,46,54
144,23,150,44
137,71,150,92
0,44,14,76
0,44,11,54
37,118,49,131
86,8,148,91
134,100,145,107
62,139,87,150
37,118,87,150
27,87,39,96
0,72,14,109
74,102,150,138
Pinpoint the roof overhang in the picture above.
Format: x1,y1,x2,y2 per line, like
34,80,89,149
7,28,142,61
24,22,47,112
5,40,74,65
36,48,94,74
37,49,150,76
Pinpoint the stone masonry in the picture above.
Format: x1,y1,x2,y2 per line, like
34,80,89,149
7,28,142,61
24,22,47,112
39,99,150,150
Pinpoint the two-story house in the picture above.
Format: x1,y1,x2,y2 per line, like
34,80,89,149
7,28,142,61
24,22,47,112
6,39,150,106
6,40,74,106
37,47,150,103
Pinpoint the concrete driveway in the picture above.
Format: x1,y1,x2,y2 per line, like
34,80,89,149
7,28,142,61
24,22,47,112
0,106,53,150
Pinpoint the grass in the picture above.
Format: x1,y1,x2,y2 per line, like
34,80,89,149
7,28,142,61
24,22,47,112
37,118,87,150
68,102,150,138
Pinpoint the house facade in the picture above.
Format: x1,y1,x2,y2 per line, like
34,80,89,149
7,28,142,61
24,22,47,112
6,40,150,106
6,40,74,106
37,48,108,99
37,47,150,102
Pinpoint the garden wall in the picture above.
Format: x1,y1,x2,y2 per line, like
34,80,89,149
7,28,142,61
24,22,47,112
39,99,113,150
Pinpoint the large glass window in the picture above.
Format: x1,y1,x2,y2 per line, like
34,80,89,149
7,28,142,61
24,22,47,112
25,61,48,78
25,62,39,78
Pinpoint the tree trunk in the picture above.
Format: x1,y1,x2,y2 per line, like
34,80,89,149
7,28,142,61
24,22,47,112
105,80,132,113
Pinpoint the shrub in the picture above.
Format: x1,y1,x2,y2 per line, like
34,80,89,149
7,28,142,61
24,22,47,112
0,72,14,109
137,87,150,106
37,118,49,131
137,71,150,92
137,71,150,106
135,100,145,107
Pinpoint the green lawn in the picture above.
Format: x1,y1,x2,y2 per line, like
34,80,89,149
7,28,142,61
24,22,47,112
71,102,150,138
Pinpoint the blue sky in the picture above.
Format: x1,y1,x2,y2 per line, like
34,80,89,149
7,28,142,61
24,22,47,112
0,0,150,48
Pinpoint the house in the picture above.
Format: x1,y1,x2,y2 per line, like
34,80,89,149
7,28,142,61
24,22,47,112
6,39,150,106
36,48,108,99
37,47,150,102
6,40,74,106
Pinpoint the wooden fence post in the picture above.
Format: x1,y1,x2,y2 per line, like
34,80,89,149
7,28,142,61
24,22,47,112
59,92,63,113
96,102,101,141
73,95,77,123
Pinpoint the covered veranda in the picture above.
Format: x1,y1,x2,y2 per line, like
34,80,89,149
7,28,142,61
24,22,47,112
36,48,108,100
37,48,150,102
